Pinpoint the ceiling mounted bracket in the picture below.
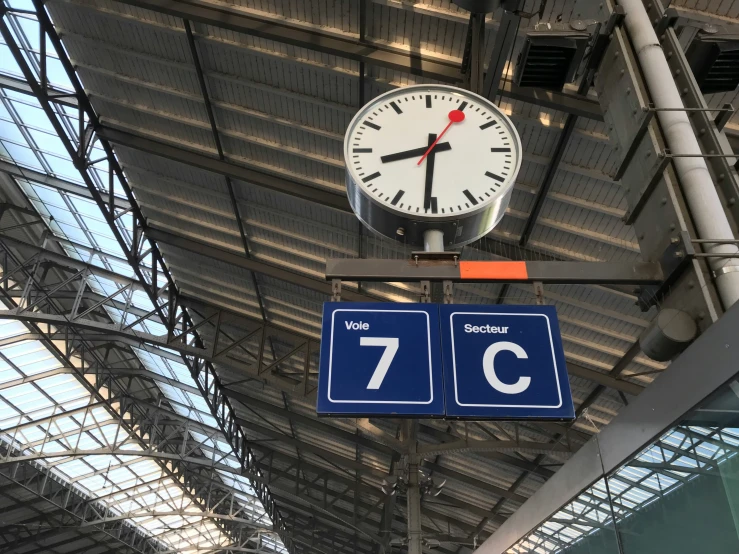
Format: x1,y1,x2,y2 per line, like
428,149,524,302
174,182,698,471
638,231,696,310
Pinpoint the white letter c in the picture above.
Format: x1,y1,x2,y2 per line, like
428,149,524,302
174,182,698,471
483,341,531,395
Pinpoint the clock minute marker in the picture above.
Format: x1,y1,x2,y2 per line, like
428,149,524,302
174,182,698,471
485,171,505,182
463,190,479,206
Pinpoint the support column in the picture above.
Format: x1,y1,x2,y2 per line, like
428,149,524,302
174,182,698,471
423,229,444,253
616,0,739,308
402,421,422,554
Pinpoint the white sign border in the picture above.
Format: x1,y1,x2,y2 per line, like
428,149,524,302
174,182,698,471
450,312,563,409
327,309,435,405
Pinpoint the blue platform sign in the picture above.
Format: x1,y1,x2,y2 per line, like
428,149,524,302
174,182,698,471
317,303,444,416
440,305,575,420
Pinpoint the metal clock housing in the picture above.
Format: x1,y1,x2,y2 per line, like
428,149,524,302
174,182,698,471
344,84,522,248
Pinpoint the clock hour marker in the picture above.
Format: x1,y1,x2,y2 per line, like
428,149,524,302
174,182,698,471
390,101,402,114
491,147,511,152
364,121,381,130
463,189,479,205
354,148,372,153
363,172,381,183
391,190,405,205
485,171,505,182
458,101,468,111
426,95,432,108
430,197,438,214
480,120,497,130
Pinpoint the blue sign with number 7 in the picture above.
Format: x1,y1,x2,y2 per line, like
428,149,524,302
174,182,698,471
316,302,445,416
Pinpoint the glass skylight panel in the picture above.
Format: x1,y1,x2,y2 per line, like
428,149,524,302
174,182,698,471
0,7,285,551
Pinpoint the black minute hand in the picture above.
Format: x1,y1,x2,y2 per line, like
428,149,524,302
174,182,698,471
381,142,451,163
424,133,437,212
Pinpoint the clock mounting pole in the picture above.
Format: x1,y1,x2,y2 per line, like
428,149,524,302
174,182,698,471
423,229,445,253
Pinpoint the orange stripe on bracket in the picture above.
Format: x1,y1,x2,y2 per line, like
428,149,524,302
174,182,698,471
459,261,528,281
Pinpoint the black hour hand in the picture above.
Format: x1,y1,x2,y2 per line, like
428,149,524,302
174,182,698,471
381,142,451,163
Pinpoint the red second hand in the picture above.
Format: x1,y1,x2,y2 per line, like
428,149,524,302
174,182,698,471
417,109,465,166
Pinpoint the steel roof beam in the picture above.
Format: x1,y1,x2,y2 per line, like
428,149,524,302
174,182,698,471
183,17,273,358
145,225,367,301
0,160,129,209
97,126,352,213
109,0,602,119
517,13,623,246
97,125,630,266
262,454,492,550
237,417,533,506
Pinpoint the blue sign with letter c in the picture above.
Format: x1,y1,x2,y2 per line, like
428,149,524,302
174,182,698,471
317,302,574,420
439,304,574,420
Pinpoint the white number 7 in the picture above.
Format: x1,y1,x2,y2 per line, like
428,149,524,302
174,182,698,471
361,337,399,389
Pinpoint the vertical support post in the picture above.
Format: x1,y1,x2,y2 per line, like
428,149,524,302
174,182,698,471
482,2,522,103
419,280,431,303
468,12,486,95
359,0,367,107
423,229,444,253
401,421,421,554
331,279,342,301
443,280,454,304
533,281,544,305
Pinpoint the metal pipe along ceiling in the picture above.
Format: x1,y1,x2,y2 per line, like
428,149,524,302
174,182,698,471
616,0,739,309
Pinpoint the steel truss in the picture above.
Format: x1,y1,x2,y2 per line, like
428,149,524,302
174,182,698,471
0,225,628,552
0,455,161,554
0,243,288,553
0,229,586,554
0,235,348,553
0,2,292,550
0,232,645,399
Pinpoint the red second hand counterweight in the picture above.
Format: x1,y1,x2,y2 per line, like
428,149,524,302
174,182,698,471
417,109,465,166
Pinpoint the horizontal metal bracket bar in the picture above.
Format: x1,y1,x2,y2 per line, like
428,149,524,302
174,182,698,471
325,259,664,285
691,239,739,244
613,102,736,182
661,152,738,159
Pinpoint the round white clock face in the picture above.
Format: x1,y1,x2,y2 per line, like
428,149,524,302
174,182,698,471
344,84,522,220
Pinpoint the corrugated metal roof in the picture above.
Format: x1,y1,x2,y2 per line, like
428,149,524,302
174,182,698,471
2,0,733,552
